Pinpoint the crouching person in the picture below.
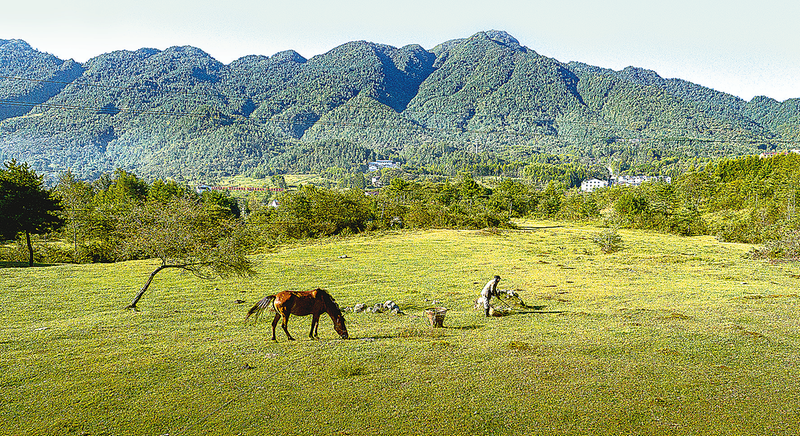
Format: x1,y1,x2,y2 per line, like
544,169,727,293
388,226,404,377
479,275,501,317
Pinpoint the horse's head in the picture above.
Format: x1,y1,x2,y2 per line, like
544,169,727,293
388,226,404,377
332,314,349,339
317,288,349,339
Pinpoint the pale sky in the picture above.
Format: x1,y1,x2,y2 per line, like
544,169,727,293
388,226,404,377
3,0,799,101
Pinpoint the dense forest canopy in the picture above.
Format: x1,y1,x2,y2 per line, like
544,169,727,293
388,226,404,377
1,31,798,182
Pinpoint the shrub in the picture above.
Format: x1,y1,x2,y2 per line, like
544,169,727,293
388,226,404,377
748,231,800,261
592,226,624,254
667,205,706,236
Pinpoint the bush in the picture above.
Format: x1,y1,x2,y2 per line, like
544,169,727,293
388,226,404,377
667,205,706,236
748,231,800,261
706,210,753,243
592,226,624,254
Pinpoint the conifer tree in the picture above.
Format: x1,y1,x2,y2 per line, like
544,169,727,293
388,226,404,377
0,160,65,266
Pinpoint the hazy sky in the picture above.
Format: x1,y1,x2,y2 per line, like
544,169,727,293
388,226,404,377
4,0,799,101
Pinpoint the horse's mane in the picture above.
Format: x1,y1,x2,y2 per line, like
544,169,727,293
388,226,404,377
315,288,342,315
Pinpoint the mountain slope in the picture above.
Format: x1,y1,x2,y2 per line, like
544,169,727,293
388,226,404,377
406,31,585,135
0,39,84,121
0,31,798,180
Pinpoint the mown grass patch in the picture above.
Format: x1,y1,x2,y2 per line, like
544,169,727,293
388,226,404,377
2,221,800,435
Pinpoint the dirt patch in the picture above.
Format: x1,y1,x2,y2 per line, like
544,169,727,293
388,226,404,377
731,324,769,341
658,312,692,321
742,294,799,300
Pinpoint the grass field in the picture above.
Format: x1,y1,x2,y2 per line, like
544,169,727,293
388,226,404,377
217,174,330,189
2,221,800,435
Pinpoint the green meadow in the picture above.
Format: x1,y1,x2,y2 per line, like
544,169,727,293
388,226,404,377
2,221,800,435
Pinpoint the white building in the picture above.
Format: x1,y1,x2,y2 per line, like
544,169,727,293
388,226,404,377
581,175,672,192
367,160,398,172
581,178,609,192
611,175,671,187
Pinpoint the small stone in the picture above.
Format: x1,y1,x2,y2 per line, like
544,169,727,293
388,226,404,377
383,300,400,311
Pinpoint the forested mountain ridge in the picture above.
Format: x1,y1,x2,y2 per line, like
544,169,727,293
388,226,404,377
1,31,798,181
0,39,84,121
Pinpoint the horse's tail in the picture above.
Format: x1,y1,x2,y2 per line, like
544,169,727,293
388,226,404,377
245,295,276,324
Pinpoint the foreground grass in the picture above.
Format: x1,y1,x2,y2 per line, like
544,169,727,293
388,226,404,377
2,222,800,435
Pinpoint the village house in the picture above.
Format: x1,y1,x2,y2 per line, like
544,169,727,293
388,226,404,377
759,149,800,158
367,160,398,172
611,175,671,187
581,175,672,192
580,178,608,192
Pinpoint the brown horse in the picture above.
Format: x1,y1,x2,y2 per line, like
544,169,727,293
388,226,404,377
245,288,349,341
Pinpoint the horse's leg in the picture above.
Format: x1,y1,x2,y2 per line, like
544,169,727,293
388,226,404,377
281,312,295,341
310,313,321,339
271,313,281,341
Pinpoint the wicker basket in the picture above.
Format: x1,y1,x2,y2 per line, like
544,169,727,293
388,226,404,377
425,307,447,328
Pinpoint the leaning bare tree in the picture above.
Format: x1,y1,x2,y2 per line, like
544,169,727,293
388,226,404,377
118,196,255,310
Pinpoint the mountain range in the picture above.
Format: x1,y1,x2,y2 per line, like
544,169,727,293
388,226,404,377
1,30,798,181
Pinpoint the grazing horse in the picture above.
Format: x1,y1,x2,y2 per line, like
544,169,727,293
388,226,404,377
245,288,349,341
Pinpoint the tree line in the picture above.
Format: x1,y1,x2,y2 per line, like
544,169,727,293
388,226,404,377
3,152,800,272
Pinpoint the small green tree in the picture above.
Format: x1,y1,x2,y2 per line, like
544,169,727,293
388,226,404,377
538,181,563,217
459,174,485,203
201,189,241,218
56,170,95,261
88,169,152,262
614,190,649,226
271,174,287,190
0,160,65,266
147,179,189,204
119,196,255,309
